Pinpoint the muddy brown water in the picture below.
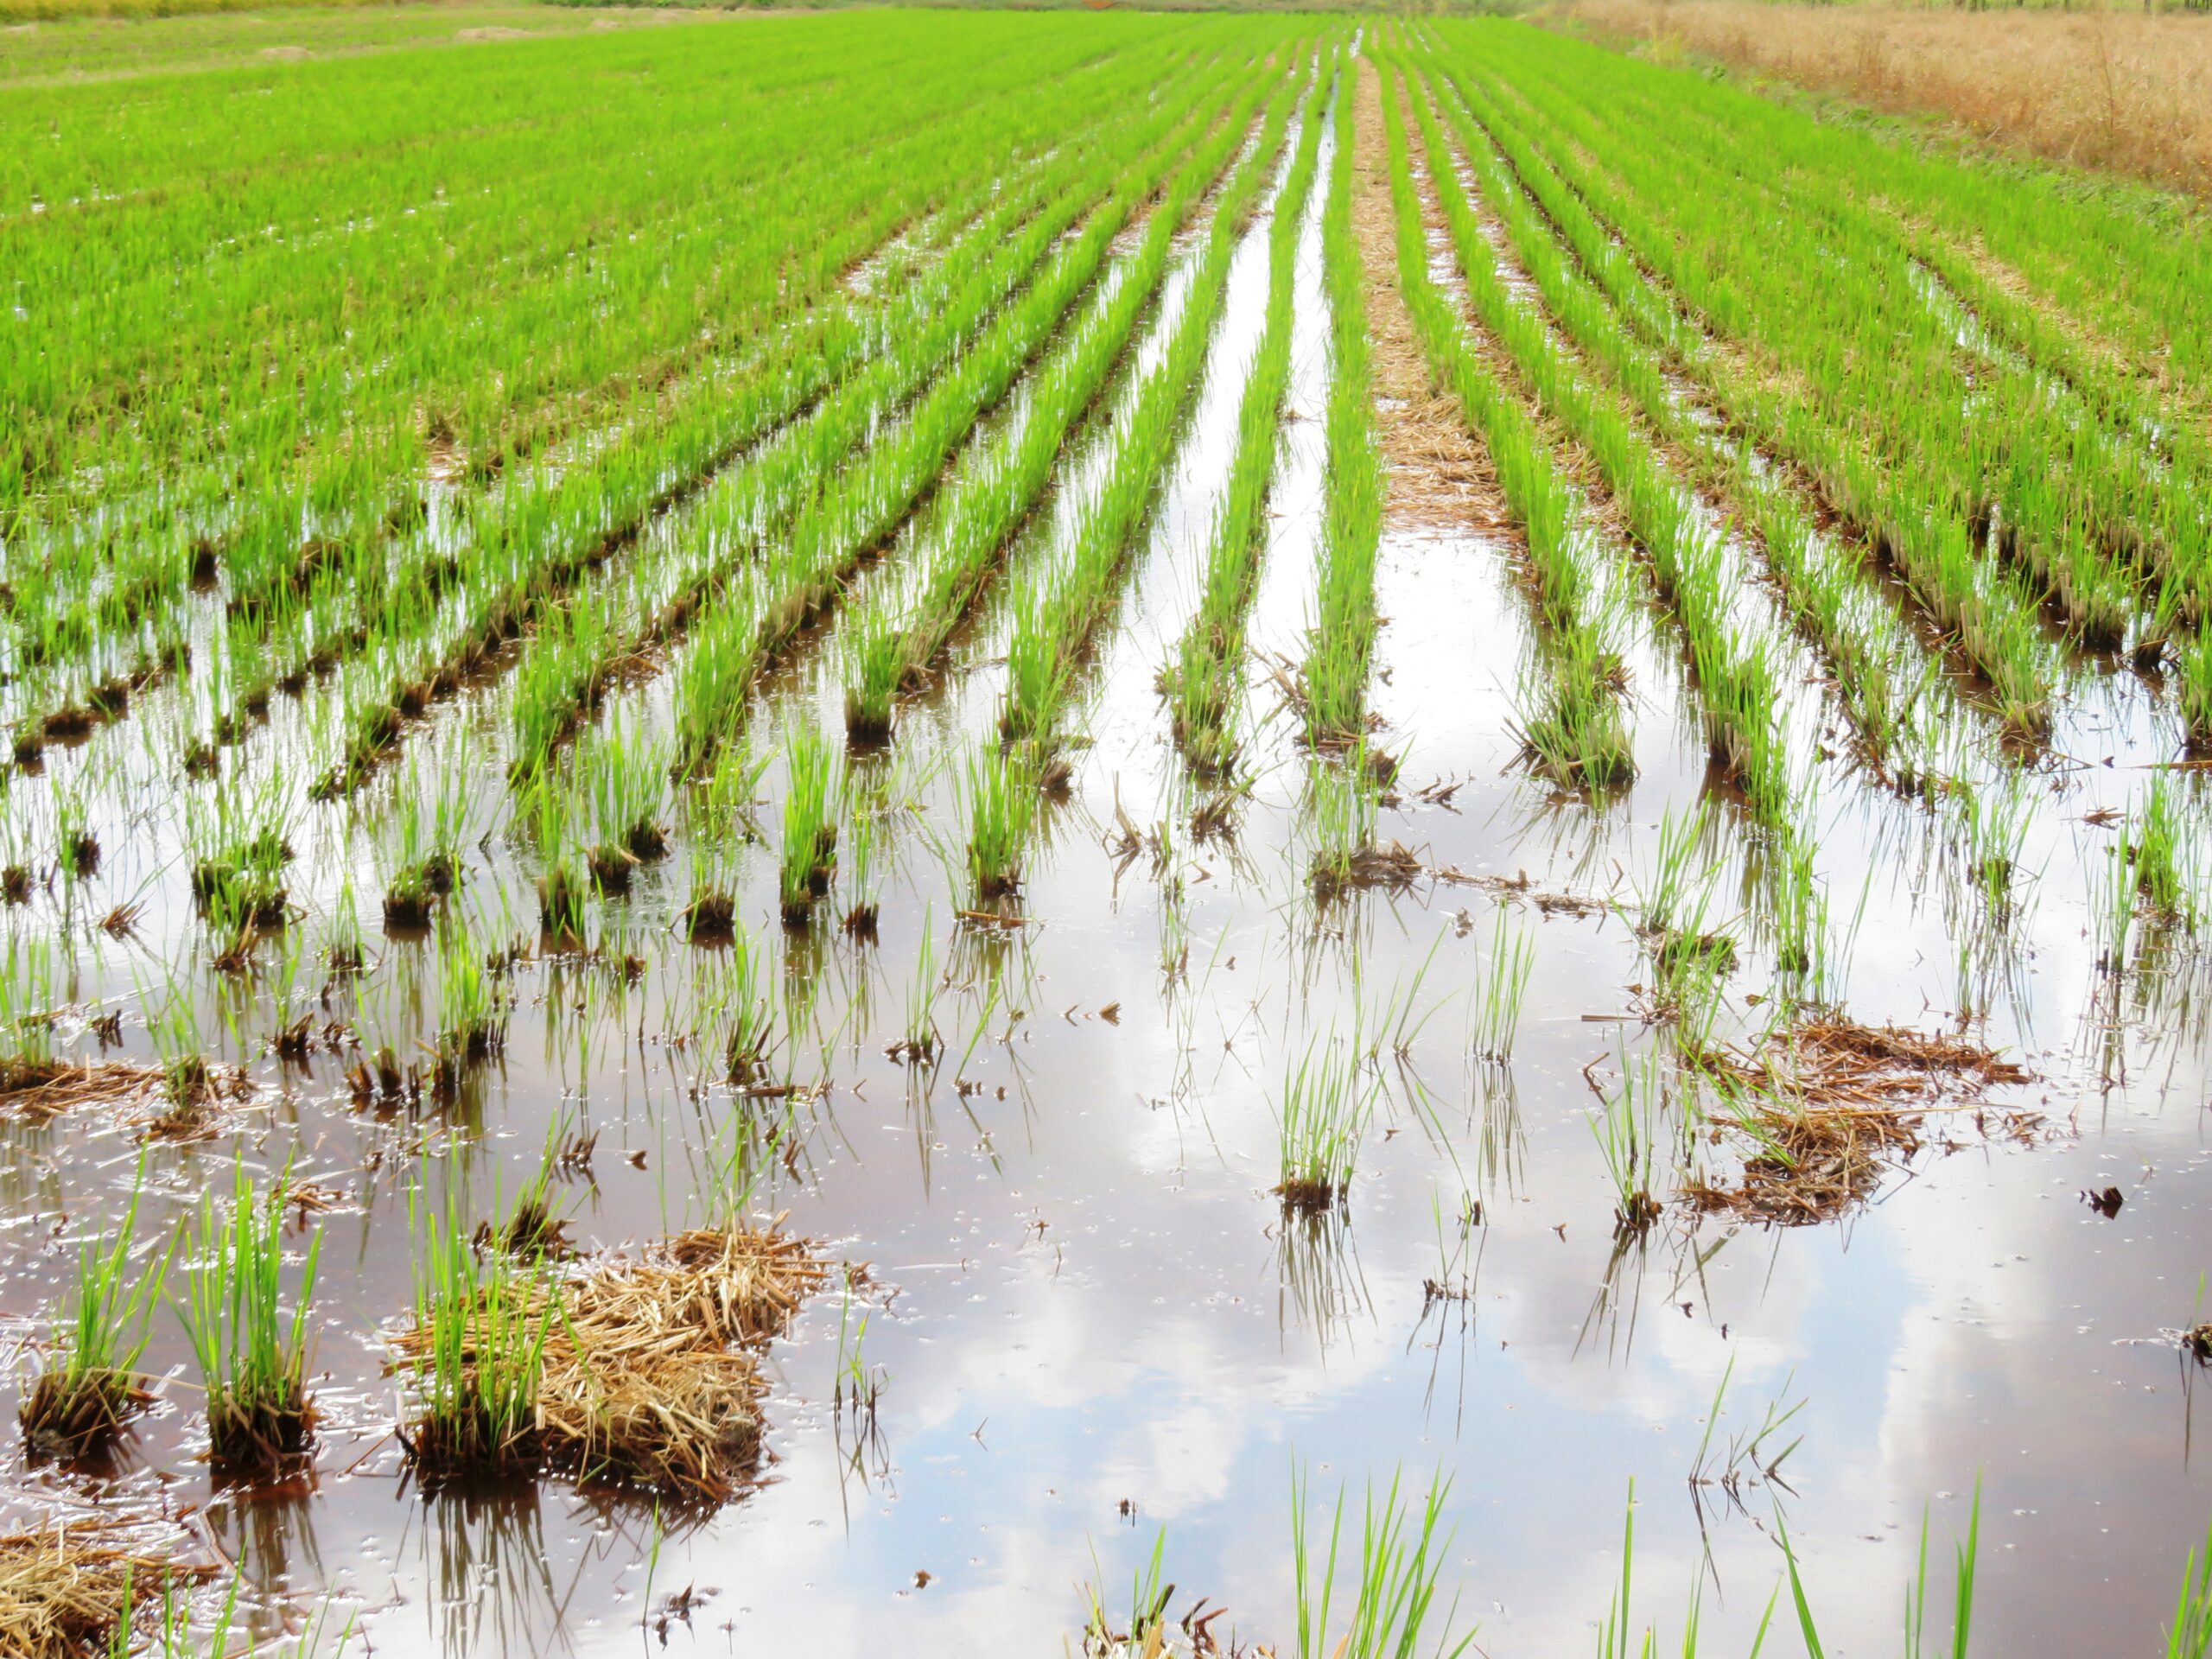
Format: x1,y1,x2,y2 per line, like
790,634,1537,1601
1,85,2209,1659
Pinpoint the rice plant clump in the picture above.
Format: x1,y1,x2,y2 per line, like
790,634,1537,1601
393,1221,829,1499
778,724,840,928
17,1162,168,1459
398,1202,553,1480
178,1161,323,1475
962,748,1035,906
1275,1036,1373,1216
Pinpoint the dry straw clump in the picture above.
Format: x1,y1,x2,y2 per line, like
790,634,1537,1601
1351,60,1513,532
1558,0,2212,197
1685,1016,2034,1224
394,1224,828,1502
0,1059,167,1119
0,1526,208,1659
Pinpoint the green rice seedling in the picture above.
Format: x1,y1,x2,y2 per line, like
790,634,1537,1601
842,775,885,942
1639,803,1715,944
429,917,506,1098
1290,1465,1475,1659
778,724,840,928
528,772,588,941
2169,1505,2212,1658
1687,1357,1807,1512
178,1160,323,1474
2129,777,2197,927
705,932,775,1084
680,838,739,945
1766,823,1827,984
1077,1529,1174,1657
679,743,764,944
326,879,367,978
2182,620,2212,758
53,776,98,880
18,1154,169,1459
2095,837,2138,977
378,780,443,930
0,783,30,906
961,748,1034,906
401,1195,552,1480
584,714,671,889
1956,769,2033,918
842,599,903,747
1590,1477,1776,1659
1511,626,1636,793
186,775,294,926
1309,747,1388,903
482,1124,575,1262
892,907,942,1065
1275,1033,1373,1215
0,937,61,1090
1637,809,1739,1039
145,988,219,1138
381,749,474,927
1902,1478,1982,1659
1592,1047,1663,1237
1469,907,1534,1064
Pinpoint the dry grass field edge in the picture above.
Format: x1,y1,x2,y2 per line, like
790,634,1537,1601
1550,0,2212,198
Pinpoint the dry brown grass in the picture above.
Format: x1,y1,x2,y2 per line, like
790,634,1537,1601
1351,59,1511,532
1684,1015,2037,1223
0,1525,209,1659
1557,0,2212,196
393,1224,828,1503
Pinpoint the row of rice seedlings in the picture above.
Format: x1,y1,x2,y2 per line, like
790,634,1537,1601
17,1155,168,1459
995,68,1304,765
493,87,1218,783
4,17,1067,522
1436,35,2061,741
1375,53,1634,792
1707,28,2212,588
1162,63,1334,778
1297,69,1385,752
301,49,1248,802
232,74,1142,765
951,69,1313,903
191,136,1033,666
11,23,1194,753
1449,24,2168,672
842,59,1303,749
1398,60,1796,827
178,1160,322,1476
1411,51,1942,785
664,65,1283,786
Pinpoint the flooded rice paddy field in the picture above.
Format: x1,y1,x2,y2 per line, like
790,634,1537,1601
5,10,2212,1656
